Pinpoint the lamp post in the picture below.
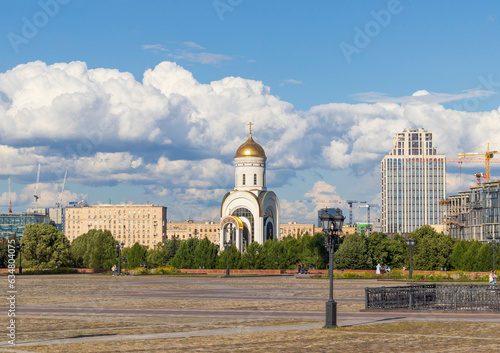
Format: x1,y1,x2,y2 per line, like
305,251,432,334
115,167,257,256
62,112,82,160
116,241,124,275
406,238,416,280
18,243,24,275
488,236,499,272
224,224,233,277
224,240,232,276
320,207,345,328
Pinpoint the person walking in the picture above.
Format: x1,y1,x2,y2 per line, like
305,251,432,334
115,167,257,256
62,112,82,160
112,264,117,276
489,270,496,289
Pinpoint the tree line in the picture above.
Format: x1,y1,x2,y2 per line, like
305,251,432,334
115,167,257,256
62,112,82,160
2,224,498,272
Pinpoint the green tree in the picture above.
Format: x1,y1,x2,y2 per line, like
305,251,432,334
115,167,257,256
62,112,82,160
257,239,285,269
0,234,20,268
241,242,262,269
333,233,371,270
217,245,242,269
460,241,482,271
305,233,328,269
164,238,181,265
193,237,218,269
450,240,469,270
476,243,493,272
22,224,71,268
411,226,455,271
367,232,390,268
170,238,200,269
124,242,148,269
281,236,301,269
146,243,165,268
70,230,117,269
386,234,407,269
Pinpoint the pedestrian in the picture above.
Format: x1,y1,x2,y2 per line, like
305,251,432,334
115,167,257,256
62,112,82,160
490,271,497,289
376,263,381,275
302,263,305,274
112,264,117,276
297,263,301,274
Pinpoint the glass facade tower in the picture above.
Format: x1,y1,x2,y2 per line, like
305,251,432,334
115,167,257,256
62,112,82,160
381,128,446,235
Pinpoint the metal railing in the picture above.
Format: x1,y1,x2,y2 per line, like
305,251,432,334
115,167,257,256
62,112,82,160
365,284,500,311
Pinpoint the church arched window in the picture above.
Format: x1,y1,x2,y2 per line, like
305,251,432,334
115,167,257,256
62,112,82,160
254,174,257,185
243,174,246,185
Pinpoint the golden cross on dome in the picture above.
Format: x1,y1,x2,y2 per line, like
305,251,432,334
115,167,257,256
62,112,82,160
248,122,253,135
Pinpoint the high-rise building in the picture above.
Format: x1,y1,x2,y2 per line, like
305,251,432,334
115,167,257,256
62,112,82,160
0,213,55,239
26,207,65,232
65,204,167,248
381,128,446,235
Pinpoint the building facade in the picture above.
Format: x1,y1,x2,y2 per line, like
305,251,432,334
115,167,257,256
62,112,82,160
166,221,220,243
65,204,167,248
0,213,54,239
27,207,64,232
220,127,280,250
442,181,500,241
279,222,316,238
381,128,446,235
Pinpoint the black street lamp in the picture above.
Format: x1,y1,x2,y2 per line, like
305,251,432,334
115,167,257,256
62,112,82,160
320,207,345,329
224,240,232,276
406,238,416,280
488,236,499,272
116,241,124,275
17,243,25,275
224,224,234,276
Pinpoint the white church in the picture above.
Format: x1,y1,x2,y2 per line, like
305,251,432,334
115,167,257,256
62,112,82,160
219,124,280,251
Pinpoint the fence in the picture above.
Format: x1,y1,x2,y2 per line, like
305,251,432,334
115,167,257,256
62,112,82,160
365,284,500,311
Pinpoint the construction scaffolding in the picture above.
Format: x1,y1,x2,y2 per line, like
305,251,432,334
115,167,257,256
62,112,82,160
441,181,500,241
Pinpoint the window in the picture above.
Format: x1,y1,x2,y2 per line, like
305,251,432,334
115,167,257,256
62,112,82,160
243,174,246,185
254,174,257,185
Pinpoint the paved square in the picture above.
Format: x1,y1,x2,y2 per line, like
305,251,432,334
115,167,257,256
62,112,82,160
1,274,499,352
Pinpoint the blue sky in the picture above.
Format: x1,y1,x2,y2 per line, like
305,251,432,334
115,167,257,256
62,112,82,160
1,1,500,223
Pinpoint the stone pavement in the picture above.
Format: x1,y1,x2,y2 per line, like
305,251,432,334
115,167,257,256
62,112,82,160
2,275,500,350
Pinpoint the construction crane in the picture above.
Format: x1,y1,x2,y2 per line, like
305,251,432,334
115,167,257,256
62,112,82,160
356,203,378,224
347,200,366,224
446,143,500,182
33,164,41,208
8,177,12,214
56,170,68,208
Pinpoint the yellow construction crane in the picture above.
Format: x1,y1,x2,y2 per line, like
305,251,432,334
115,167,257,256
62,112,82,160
447,143,500,182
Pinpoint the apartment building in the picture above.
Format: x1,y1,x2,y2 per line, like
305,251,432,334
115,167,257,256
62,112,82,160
65,204,167,248
166,220,220,243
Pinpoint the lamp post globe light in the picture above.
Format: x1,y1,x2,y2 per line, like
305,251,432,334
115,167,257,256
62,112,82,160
406,238,416,280
487,235,500,272
320,207,345,329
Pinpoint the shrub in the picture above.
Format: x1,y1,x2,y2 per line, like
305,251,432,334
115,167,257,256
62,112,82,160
341,272,361,278
22,267,79,275
155,266,179,275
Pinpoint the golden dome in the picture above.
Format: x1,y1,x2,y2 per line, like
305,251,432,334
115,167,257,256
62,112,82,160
234,133,267,159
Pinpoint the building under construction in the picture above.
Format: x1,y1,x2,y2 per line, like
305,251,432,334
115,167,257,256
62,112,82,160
442,180,500,241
